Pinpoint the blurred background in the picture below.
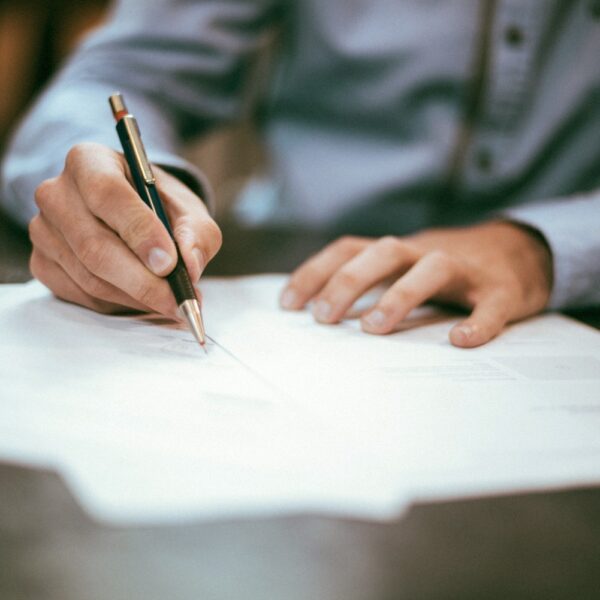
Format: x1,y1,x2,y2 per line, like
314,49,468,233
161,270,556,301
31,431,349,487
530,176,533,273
0,0,293,281
0,0,264,205
0,0,104,279
0,0,108,154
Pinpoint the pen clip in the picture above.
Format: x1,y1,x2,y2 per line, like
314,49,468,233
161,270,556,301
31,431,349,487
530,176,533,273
121,115,156,185
109,93,156,185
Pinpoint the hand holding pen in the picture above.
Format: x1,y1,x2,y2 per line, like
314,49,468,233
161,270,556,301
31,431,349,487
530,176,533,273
29,101,222,333
109,93,208,346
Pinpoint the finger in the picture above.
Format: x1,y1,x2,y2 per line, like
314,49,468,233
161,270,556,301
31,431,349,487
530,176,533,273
65,144,178,276
30,249,128,315
29,214,150,313
311,236,419,324
449,292,511,348
280,236,369,310
159,177,223,283
361,251,463,334
37,179,178,317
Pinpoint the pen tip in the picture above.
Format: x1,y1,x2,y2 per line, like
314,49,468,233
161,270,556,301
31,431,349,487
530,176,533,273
179,299,207,350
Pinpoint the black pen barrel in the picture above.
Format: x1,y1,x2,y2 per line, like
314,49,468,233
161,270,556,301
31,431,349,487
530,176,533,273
116,120,196,304
166,255,197,304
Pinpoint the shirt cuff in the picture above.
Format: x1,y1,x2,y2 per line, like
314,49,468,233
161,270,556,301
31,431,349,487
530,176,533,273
502,194,600,310
146,150,216,216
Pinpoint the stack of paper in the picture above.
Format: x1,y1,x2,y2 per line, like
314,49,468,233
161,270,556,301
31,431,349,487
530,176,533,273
0,275,599,524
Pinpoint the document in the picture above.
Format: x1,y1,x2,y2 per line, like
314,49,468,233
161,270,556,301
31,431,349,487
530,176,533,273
0,276,599,524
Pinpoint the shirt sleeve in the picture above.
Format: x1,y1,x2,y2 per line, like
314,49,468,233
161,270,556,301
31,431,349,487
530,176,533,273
0,0,281,227
503,193,600,310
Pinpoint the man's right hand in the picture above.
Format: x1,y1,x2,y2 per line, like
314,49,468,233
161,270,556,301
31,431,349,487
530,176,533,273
29,143,222,316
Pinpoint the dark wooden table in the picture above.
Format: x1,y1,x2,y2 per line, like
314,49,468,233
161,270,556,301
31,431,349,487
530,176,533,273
2,214,600,600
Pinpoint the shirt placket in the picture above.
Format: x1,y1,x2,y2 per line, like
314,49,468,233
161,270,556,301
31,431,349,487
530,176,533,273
461,0,545,195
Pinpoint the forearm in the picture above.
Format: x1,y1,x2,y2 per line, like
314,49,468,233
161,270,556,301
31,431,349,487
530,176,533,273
1,81,213,226
0,0,281,226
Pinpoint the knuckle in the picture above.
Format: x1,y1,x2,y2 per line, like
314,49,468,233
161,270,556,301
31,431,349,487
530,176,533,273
65,142,98,171
331,268,361,291
64,144,87,171
289,263,320,288
54,242,72,268
28,215,43,245
377,235,407,257
34,178,58,211
85,176,116,213
172,218,194,242
427,250,454,271
208,220,223,253
78,269,107,298
333,235,362,254
77,235,111,274
391,285,419,307
134,279,161,309
29,250,44,280
378,235,400,248
121,212,157,247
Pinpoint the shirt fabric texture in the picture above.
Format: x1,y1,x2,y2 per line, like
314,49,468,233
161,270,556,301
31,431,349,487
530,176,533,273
1,0,600,309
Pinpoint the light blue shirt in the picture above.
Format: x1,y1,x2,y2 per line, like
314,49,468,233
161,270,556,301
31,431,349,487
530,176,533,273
2,0,600,309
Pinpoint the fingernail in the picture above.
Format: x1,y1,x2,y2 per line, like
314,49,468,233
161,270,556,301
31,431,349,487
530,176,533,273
192,248,204,280
454,324,474,345
148,247,175,275
314,300,332,322
280,288,298,309
363,309,387,329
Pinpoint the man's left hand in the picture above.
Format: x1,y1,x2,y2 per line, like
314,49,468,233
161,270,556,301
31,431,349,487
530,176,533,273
279,221,553,348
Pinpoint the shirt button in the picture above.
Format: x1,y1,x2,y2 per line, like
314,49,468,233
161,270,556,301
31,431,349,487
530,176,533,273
504,25,525,47
474,148,494,173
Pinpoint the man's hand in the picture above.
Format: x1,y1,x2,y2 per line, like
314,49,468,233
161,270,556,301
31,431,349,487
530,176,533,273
29,143,222,316
280,222,553,347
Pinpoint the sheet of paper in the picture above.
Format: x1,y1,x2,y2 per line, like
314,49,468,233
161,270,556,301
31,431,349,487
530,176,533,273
0,280,403,524
203,276,600,503
1,276,599,525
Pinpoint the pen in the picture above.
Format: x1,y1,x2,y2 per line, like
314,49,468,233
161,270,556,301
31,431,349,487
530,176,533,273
108,92,206,348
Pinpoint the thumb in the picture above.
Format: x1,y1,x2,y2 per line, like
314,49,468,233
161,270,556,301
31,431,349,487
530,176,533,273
449,293,510,348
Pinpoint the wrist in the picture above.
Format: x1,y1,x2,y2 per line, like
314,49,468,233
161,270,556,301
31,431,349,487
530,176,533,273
492,219,554,307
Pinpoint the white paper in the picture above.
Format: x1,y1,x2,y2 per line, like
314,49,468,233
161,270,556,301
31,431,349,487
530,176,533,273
202,277,600,502
1,275,599,524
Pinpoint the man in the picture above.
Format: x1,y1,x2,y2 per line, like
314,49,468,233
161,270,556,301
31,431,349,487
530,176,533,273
1,0,599,347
